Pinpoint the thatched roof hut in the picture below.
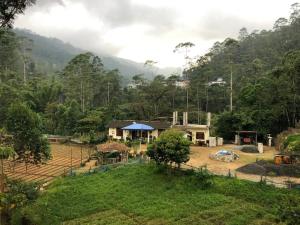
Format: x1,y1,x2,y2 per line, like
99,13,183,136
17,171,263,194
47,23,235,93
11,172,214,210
96,142,129,153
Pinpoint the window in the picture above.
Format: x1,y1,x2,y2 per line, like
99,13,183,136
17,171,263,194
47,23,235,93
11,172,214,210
196,132,204,140
116,128,123,136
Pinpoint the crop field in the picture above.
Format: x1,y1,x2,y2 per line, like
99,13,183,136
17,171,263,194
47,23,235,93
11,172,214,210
18,164,300,225
3,143,93,183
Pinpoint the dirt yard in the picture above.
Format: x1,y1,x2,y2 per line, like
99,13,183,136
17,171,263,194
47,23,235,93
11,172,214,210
188,144,275,174
187,144,300,187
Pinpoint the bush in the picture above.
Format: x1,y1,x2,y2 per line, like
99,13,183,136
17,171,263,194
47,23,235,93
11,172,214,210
278,197,300,225
147,130,191,168
194,167,214,189
283,134,300,152
1,179,40,224
287,141,300,152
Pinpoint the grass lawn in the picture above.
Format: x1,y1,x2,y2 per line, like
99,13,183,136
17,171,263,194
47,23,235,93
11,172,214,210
15,164,300,225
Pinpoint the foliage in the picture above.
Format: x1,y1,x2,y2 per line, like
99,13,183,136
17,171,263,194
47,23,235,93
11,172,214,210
278,197,300,225
14,164,300,225
0,0,35,28
147,130,190,167
0,146,14,160
6,103,51,163
283,134,300,152
1,3,300,140
194,166,214,189
0,179,39,224
215,111,253,140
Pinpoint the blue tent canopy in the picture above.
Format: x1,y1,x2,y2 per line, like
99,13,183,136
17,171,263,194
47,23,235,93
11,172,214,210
121,122,154,131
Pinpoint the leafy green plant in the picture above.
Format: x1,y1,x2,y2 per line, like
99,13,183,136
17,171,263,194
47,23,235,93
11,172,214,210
147,130,191,168
194,167,214,189
1,179,39,224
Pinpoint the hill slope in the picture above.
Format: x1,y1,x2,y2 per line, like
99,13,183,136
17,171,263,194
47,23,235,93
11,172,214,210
14,29,180,80
18,164,299,225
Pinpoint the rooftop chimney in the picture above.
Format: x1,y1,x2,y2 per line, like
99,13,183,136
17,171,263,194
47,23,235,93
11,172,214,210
183,112,188,126
207,112,211,127
172,111,178,125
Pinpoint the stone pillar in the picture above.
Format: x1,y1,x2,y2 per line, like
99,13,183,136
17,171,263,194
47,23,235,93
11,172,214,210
235,135,239,145
208,137,217,147
217,137,223,146
258,143,263,153
267,134,272,147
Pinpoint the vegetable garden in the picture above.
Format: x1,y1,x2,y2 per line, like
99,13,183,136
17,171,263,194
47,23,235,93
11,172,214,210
3,143,93,183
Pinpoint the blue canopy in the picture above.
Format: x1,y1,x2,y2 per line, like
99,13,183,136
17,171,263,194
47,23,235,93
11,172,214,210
121,122,154,131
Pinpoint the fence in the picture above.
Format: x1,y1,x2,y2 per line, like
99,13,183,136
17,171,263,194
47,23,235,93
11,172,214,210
177,162,298,189
2,143,95,183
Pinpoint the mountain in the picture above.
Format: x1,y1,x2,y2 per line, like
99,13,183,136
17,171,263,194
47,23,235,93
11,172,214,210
14,29,180,81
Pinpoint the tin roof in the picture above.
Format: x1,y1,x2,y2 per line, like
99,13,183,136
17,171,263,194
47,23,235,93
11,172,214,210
107,120,171,130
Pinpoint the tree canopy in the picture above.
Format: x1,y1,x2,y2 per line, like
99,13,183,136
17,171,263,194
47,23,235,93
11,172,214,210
0,0,35,28
147,130,191,167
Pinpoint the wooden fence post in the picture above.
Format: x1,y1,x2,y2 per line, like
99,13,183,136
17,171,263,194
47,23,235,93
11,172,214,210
80,146,83,165
70,147,73,174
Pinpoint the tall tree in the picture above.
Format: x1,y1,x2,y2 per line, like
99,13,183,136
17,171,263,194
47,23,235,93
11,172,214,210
0,0,35,28
6,103,50,164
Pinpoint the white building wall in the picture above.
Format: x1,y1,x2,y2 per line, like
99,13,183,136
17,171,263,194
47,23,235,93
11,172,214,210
108,128,123,140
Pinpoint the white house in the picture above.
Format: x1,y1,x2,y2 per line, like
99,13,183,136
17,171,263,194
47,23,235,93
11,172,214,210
107,120,171,141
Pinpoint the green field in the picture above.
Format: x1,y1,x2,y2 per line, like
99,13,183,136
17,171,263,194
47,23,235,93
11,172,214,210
15,164,300,225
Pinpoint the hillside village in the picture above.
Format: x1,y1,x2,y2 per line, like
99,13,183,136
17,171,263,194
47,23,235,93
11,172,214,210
1,1,300,225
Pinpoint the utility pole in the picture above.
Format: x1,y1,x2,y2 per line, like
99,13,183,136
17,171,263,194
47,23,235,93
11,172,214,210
230,64,233,112
107,82,110,105
78,66,85,113
22,47,27,85
197,86,200,124
186,87,189,112
206,85,209,113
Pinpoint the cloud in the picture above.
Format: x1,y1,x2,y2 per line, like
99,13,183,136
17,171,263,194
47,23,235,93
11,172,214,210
73,0,178,33
29,0,65,11
16,0,297,67
54,28,121,56
189,10,271,41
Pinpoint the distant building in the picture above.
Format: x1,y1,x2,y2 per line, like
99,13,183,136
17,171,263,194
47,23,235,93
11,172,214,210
107,120,171,142
127,82,137,89
171,111,211,145
208,78,226,86
107,111,211,145
175,79,190,88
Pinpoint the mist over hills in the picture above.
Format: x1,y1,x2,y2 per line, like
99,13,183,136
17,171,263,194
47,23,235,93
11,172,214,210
14,29,180,82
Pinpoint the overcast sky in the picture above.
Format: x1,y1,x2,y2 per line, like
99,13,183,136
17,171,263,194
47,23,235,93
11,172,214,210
15,0,297,68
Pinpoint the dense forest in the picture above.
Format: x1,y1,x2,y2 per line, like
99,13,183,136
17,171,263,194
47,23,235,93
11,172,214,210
0,3,300,143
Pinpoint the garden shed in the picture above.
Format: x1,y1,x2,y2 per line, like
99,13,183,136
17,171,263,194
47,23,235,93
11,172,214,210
96,142,129,165
236,131,258,145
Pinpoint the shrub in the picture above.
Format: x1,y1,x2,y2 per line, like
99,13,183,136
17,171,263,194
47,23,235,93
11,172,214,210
194,167,214,189
1,179,40,224
278,197,300,225
147,130,191,168
287,141,300,152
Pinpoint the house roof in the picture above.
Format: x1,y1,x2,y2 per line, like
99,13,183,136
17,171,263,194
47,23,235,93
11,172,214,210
122,123,154,131
107,120,171,129
97,142,129,153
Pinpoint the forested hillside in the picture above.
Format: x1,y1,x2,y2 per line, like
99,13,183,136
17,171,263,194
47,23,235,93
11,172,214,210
186,4,300,139
0,3,300,142
13,29,179,81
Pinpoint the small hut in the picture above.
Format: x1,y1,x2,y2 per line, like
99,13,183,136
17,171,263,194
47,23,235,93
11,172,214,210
96,142,129,165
